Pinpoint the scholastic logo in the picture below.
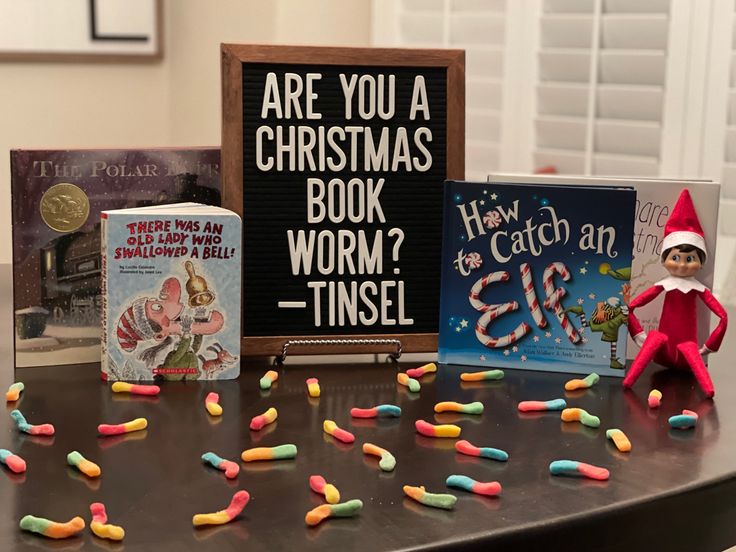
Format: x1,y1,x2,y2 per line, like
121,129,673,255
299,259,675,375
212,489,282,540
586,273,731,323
153,368,197,375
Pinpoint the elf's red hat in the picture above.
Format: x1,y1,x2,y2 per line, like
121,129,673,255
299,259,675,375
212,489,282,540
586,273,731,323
662,189,707,262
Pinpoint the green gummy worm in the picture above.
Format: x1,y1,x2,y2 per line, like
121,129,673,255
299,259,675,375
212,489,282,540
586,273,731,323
420,491,457,510
329,499,363,517
271,444,298,459
19,515,52,535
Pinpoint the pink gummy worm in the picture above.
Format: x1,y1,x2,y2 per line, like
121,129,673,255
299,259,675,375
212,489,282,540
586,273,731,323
350,407,378,418
309,475,326,493
28,423,55,436
90,503,108,524
225,491,250,520
331,427,355,443
415,419,437,437
4,454,26,474
220,460,240,479
250,414,271,431
205,392,219,404
98,423,127,436
306,378,318,385
474,481,502,496
455,440,481,456
518,401,547,412
682,409,699,419
577,462,610,481
130,384,160,396
405,367,427,378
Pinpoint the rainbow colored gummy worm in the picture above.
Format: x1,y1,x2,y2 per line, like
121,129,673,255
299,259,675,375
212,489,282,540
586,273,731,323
362,442,396,472
564,373,599,391
192,490,250,526
309,475,341,504
397,372,420,392
111,382,160,396
518,398,567,412
434,401,483,414
415,419,461,438
446,475,502,497
202,452,240,479
98,417,147,436
549,460,609,480
669,409,698,429
561,407,600,428
305,499,363,526
648,389,662,408
460,369,504,382
455,439,508,461
205,392,222,416
10,409,54,436
403,485,457,510
259,370,279,390
605,429,631,452
250,407,278,431
306,378,321,398
406,363,437,378
19,515,85,539
90,503,125,541
350,404,402,418
323,420,355,443
6,382,23,402
67,451,101,478
241,444,297,462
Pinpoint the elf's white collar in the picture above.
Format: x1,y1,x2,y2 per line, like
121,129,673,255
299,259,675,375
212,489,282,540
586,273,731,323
656,275,706,293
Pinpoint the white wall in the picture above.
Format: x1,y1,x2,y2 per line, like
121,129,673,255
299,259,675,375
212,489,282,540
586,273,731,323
0,0,372,264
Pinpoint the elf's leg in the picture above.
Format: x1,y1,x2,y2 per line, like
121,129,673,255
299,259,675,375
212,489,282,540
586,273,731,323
623,330,668,388
609,341,624,369
676,341,715,398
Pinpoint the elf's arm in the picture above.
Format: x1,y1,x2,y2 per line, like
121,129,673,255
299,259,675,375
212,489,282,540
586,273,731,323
699,288,728,353
166,336,192,365
628,285,664,340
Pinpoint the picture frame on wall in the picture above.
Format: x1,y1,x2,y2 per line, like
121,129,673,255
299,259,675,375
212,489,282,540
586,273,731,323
0,0,162,62
221,43,465,357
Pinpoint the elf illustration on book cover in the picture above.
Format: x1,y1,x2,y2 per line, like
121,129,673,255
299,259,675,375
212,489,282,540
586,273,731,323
623,189,729,398
438,181,636,376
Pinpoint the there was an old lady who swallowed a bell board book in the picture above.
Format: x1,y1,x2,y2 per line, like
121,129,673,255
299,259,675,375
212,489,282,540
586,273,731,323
438,181,636,376
101,203,241,381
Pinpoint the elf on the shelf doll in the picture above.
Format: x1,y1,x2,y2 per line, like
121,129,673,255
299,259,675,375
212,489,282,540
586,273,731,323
623,189,728,398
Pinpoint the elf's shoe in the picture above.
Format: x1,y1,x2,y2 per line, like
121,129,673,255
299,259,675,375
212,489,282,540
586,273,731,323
609,358,625,370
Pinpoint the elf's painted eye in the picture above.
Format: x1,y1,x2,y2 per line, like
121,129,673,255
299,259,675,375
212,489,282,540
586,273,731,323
686,255,694,263
671,254,680,262
150,303,163,312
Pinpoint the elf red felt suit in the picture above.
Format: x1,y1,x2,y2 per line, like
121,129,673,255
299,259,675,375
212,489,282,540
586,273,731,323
624,189,728,398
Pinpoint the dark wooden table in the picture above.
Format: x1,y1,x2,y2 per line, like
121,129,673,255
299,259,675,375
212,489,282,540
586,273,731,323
2,341,736,551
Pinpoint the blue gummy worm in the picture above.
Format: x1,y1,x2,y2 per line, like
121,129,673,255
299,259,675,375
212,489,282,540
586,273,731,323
202,451,225,467
479,447,509,462
669,415,697,429
9,410,31,432
446,474,476,492
376,404,402,417
545,399,567,410
549,460,579,476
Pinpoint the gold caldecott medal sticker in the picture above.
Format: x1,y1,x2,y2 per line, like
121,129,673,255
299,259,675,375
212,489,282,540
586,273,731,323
40,183,90,232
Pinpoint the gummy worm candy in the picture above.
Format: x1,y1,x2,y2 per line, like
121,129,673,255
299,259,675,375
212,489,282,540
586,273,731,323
19,515,85,539
415,419,461,438
241,444,297,462
397,372,420,392
350,404,401,418
250,407,278,431
111,382,160,396
192,490,250,526
0,449,26,473
405,363,437,378
455,439,508,461
564,373,600,391
460,369,504,382
669,409,698,429
6,382,23,402
306,378,320,397
549,460,609,481
305,499,363,526
561,407,600,428
605,429,631,452
518,398,566,412
259,370,279,390
67,451,101,478
446,475,502,497
98,417,147,436
648,389,662,408
90,503,125,541
403,485,457,510
202,452,240,479
323,420,355,443
10,409,55,436
362,442,396,472
205,392,222,416
309,475,340,504
434,401,483,414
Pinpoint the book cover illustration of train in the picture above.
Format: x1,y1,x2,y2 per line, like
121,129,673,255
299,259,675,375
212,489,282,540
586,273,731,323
438,180,636,376
102,204,241,381
11,148,221,368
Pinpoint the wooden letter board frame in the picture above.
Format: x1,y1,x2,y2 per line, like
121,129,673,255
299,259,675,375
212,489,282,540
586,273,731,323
221,44,465,357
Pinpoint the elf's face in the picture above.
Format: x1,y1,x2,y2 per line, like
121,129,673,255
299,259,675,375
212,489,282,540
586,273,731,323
663,246,702,278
